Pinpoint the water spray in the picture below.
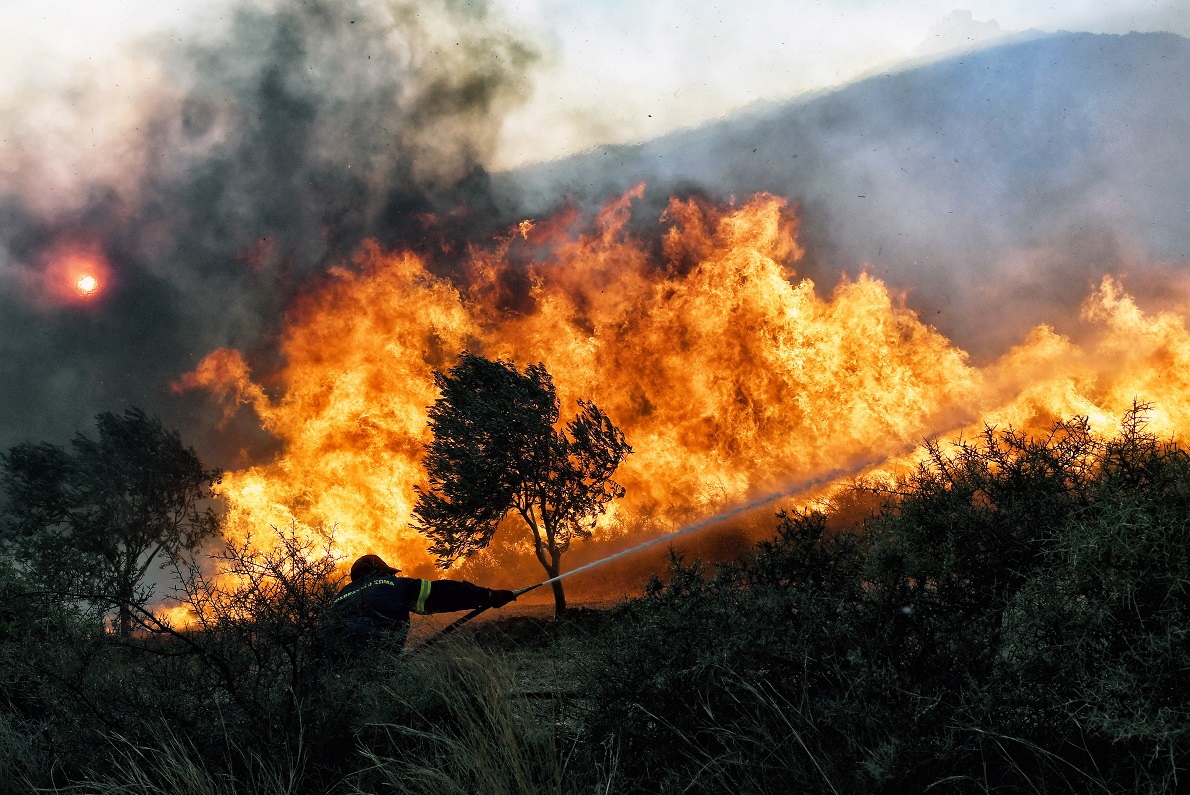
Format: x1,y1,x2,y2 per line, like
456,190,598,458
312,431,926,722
417,451,897,647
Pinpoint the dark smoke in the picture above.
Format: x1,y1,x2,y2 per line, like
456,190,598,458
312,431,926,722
0,0,538,461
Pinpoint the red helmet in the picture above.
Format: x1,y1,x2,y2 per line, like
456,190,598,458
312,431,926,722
350,553,398,582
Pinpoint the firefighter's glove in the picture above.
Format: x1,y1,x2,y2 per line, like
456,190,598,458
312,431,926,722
488,589,517,608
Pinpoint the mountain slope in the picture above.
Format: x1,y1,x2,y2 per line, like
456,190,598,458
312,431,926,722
495,32,1190,359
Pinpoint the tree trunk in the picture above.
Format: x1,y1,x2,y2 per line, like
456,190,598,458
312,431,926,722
118,602,133,637
118,552,136,637
548,551,566,616
550,578,567,616
525,509,568,616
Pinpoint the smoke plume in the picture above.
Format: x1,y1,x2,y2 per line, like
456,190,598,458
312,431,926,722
497,32,1190,362
0,0,538,459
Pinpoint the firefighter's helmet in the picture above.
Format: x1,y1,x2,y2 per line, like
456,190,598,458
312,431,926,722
349,553,398,582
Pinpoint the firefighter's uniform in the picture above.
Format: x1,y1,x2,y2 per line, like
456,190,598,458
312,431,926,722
326,554,514,651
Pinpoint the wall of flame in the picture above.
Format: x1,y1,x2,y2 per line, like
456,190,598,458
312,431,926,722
177,190,1190,588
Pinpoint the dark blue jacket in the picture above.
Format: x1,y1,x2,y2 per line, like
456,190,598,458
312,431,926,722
328,574,493,649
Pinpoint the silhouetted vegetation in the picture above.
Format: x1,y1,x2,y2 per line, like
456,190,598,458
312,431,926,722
414,353,631,615
0,408,221,636
1,405,1186,792
586,406,1189,792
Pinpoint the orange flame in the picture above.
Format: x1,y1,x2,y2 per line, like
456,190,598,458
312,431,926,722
180,190,1190,588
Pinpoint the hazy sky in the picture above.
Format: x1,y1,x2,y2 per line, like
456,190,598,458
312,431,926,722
0,0,1184,169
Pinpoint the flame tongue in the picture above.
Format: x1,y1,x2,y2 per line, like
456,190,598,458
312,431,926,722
182,191,1190,582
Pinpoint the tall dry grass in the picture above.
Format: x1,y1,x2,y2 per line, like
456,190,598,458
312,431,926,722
350,636,615,795
36,727,303,795
30,637,615,795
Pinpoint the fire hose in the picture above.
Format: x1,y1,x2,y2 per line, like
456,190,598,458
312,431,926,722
416,452,891,649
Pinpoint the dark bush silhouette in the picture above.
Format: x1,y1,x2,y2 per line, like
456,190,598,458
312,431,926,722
585,406,1190,793
0,408,221,636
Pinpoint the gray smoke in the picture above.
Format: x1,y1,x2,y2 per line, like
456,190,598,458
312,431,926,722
494,31,1190,364
0,0,538,462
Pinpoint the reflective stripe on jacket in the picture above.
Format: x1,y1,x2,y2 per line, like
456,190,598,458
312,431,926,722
328,574,492,644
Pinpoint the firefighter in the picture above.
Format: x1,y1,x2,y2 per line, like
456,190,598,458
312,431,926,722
326,553,517,653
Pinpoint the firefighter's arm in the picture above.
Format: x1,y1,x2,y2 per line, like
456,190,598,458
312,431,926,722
414,579,517,614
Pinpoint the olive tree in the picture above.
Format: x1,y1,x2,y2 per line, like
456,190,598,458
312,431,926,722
0,408,221,636
413,354,631,614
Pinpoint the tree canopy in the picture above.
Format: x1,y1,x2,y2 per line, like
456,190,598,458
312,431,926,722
0,407,222,636
413,354,631,614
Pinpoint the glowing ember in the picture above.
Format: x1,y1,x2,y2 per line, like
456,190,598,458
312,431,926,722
76,274,99,295
177,190,1190,589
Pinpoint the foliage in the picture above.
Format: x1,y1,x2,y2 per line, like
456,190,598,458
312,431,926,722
0,563,111,789
143,526,346,761
0,524,339,788
584,407,1190,793
3,405,1189,793
584,520,879,794
0,558,56,791
414,353,631,613
0,408,221,636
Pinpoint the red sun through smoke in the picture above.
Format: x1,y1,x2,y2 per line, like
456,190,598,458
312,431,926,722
76,274,99,295
43,243,111,305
